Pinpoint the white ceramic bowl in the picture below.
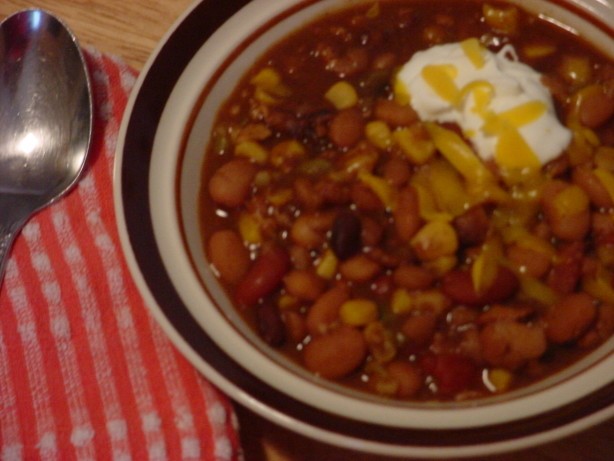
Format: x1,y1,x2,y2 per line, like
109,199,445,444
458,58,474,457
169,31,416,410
115,0,614,457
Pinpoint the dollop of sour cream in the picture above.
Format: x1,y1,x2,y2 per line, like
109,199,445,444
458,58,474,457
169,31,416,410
396,38,572,169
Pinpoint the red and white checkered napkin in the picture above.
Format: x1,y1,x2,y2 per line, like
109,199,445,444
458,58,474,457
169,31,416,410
0,49,241,461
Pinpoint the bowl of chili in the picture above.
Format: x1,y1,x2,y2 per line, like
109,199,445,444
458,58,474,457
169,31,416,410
116,0,614,456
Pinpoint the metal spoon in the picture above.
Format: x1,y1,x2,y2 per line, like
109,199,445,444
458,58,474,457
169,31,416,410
0,9,92,287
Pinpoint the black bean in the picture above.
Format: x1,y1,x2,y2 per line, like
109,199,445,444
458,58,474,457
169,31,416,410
330,209,362,260
256,303,286,347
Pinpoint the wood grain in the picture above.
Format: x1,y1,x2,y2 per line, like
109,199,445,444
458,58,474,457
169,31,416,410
1,1,611,459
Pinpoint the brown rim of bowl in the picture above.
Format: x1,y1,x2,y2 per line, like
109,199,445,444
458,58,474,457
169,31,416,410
119,0,614,449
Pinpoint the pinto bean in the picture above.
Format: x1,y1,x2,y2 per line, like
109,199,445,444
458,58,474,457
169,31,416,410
235,246,290,306
360,216,384,247
541,180,590,241
453,205,490,247
303,325,368,379
572,167,613,209
283,269,326,301
351,183,384,211
401,313,437,346
442,266,519,307
575,83,614,129
382,157,411,187
208,159,258,207
327,47,369,77
329,108,364,148
330,210,362,260
339,254,382,282
545,293,597,344
547,241,584,294
290,212,334,249
383,361,423,398
393,185,422,241
478,304,535,324
374,99,418,126
579,303,614,348
592,212,614,245
282,310,308,343
393,264,435,290
506,244,551,278
480,321,547,369
306,285,349,336
208,230,250,284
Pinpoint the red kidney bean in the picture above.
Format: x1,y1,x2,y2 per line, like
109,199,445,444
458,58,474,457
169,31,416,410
235,246,291,307
420,353,477,396
208,230,250,284
442,266,519,306
208,159,258,208
330,209,362,260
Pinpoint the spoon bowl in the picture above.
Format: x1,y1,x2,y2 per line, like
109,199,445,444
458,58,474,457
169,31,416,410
0,9,92,284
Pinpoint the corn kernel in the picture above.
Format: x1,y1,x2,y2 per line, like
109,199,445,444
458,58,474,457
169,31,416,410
366,121,393,150
391,289,451,315
486,368,513,392
472,239,503,294
254,87,280,105
393,125,435,164
251,67,282,89
278,294,299,310
583,268,614,304
423,255,457,276
391,288,412,314
410,220,459,261
552,185,589,216
316,249,339,279
340,299,379,326
482,3,519,35
595,146,614,172
325,81,358,109
518,275,559,305
559,55,592,87
235,141,268,164
238,213,262,244
593,168,614,204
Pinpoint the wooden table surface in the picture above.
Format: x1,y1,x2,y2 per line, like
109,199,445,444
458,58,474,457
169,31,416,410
1,1,611,460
